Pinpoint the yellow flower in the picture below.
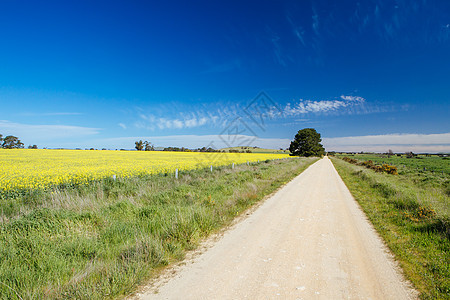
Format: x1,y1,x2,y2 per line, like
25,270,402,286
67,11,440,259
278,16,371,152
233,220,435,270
0,149,289,191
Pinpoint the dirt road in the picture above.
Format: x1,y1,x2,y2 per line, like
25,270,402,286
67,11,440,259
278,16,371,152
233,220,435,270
137,157,416,299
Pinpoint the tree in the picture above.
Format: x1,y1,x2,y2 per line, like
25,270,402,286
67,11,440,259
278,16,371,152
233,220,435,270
135,140,144,151
28,145,38,149
144,141,154,151
387,149,394,157
2,135,24,149
0,134,3,144
289,128,325,157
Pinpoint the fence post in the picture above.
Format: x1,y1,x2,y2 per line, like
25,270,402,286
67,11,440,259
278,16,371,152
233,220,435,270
210,165,213,172
232,163,235,169
175,169,178,179
112,175,116,181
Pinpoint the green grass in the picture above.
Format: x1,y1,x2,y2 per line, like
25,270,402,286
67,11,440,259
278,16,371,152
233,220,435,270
335,153,450,203
331,157,449,299
0,157,317,299
336,153,450,174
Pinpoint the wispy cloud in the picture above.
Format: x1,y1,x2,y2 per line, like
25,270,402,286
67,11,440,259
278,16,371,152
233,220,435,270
135,114,219,131
286,15,306,46
118,123,127,129
283,95,366,116
0,120,100,143
266,26,286,66
339,95,365,102
312,7,320,36
133,94,384,132
323,132,450,153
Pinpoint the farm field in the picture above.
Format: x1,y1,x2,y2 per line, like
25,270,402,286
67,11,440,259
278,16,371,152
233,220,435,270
334,153,450,209
331,156,450,298
335,153,450,175
0,150,315,299
0,149,289,192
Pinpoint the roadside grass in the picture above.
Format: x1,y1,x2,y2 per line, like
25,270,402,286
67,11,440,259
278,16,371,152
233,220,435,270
335,153,450,177
0,157,317,299
331,157,449,299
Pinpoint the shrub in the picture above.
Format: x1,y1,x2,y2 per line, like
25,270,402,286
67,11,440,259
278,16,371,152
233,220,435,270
371,165,384,172
341,157,397,175
342,157,358,164
382,164,398,175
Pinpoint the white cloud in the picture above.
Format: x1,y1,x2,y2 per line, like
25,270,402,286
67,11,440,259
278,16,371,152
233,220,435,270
323,133,450,153
0,120,100,142
133,94,380,133
118,123,127,129
284,95,366,116
199,117,209,125
138,115,219,131
184,117,209,128
340,95,365,102
172,119,183,129
185,118,198,128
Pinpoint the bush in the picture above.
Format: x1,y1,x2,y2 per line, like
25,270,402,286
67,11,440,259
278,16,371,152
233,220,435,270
359,160,373,167
382,164,398,175
342,157,358,164
371,165,384,172
341,157,397,175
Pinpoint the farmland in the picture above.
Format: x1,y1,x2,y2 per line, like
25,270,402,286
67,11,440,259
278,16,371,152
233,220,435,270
335,153,450,175
334,153,450,204
0,149,314,299
0,149,289,192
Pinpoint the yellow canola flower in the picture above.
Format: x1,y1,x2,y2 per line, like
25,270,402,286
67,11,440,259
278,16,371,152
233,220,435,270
0,149,289,191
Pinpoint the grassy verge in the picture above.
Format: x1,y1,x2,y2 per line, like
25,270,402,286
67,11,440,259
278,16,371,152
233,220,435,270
330,157,449,299
0,157,317,299
334,153,450,176
334,153,450,191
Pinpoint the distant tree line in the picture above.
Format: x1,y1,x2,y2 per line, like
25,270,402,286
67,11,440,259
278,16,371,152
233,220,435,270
163,146,189,152
194,147,220,152
162,146,224,152
228,149,252,153
329,151,448,158
134,140,224,152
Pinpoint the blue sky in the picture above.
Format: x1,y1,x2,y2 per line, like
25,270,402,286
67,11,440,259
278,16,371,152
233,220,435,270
0,0,449,152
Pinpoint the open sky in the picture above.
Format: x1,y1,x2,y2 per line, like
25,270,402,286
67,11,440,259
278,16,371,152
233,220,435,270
0,0,449,152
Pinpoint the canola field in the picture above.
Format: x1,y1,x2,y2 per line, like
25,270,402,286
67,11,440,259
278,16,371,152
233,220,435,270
0,149,289,191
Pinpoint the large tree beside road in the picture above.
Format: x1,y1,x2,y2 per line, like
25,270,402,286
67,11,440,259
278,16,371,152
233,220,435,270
289,128,325,157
